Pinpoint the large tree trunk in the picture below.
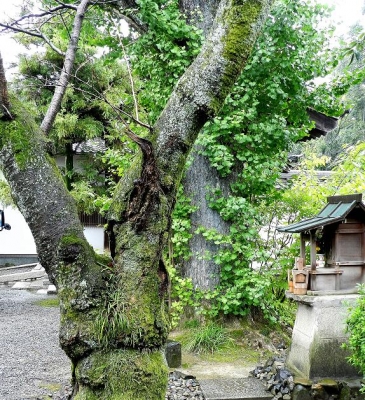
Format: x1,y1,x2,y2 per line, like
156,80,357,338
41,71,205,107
182,150,231,289
0,1,273,398
179,0,232,290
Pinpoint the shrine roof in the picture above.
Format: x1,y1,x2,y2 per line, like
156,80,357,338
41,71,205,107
277,194,365,233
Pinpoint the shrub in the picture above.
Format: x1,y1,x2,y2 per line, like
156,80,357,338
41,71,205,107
344,283,365,387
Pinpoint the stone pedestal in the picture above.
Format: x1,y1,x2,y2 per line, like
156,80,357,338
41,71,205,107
165,340,181,368
286,292,361,380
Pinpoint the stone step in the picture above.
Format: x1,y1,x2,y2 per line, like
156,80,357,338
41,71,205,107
0,269,47,283
199,377,272,400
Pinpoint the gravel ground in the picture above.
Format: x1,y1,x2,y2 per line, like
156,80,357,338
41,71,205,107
0,286,205,400
166,372,205,399
0,286,71,400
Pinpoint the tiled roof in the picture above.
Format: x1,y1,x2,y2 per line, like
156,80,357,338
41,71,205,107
277,194,365,233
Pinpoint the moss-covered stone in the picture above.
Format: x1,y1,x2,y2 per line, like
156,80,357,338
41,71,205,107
339,383,351,400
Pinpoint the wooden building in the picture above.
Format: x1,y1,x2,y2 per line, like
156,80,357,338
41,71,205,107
278,194,365,293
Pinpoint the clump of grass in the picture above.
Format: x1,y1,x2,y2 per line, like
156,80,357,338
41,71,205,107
34,298,60,308
184,323,232,354
183,319,200,329
94,290,129,347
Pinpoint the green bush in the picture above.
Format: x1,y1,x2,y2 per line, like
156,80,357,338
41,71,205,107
344,284,365,388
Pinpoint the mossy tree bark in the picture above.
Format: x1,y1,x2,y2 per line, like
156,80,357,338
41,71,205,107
0,1,273,398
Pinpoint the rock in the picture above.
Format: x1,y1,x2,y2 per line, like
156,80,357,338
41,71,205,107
281,386,290,395
12,282,29,289
292,384,312,400
250,366,264,377
165,371,204,399
338,383,351,400
277,369,291,381
311,383,330,400
317,378,339,390
294,377,313,387
274,361,286,370
265,358,275,367
172,370,196,380
165,341,182,369
47,285,57,295
342,379,363,390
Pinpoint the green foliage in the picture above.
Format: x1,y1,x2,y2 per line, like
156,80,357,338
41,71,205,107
344,284,365,388
10,0,202,218
167,262,199,328
200,0,340,180
95,288,130,348
171,187,198,260
0,181,15,207
288,143,365,204
183,323,232,354
293,22,365,169
168,0,347,323
130,0,203,122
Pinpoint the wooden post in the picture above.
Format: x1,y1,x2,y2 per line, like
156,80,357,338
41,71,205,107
300,232,306,261
310,229,317,271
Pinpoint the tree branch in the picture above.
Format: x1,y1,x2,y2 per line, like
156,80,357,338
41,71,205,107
110,18,139,120
0,24,65,57
0,52,12,120
155,0,274,193
40,0,90,135
0,4,74,33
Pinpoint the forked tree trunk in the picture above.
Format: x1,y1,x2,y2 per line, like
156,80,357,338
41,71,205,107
0,1,273,398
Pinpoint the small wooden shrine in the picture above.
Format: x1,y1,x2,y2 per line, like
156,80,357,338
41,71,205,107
278,194,364,380
278,193,365,294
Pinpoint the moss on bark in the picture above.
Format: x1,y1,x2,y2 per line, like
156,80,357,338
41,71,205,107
0,97,42,168
73,349,168,400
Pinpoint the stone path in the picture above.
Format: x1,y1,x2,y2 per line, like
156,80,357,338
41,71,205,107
0,263,56,294
199,378,271,400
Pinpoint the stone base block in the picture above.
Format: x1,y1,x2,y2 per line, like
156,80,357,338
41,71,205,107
286,293,361,380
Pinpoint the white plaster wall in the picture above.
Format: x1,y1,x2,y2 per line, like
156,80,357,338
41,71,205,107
0,169,106,257
83,226,105,254
0,206,105,255
0,206,37,254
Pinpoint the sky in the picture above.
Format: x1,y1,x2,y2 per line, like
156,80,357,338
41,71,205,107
0,0,364,73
